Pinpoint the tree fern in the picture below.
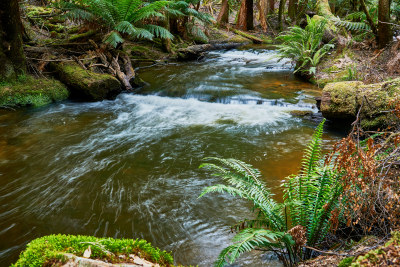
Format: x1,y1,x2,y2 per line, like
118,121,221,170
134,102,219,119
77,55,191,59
57,0,172,47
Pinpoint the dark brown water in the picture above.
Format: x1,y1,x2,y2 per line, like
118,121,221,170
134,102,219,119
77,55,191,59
0,49,342,266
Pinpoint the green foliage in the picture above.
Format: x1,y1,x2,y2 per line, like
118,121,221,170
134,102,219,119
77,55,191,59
338,256,355,267
199,119,344,267
332,19,370,31
275,16,334,75
0,75,69,108
56,0,173,47
56,0,212,47
12,234,173,267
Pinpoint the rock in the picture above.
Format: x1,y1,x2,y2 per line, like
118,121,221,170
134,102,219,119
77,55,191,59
177,44,213,60
176,43,246,61
50,62,121,101
290,110,313,117
0,76,69,108
320,79,400,128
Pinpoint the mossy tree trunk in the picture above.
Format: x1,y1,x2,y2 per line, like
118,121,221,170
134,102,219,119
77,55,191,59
315,0,335,18
0,0,26,82
378,0,392,48
217,0,229,24
237,0,254,30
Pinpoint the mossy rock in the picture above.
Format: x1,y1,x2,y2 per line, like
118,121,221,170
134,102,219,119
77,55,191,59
290,110,313,117
321,79,400,128
50,62,121,101
12,234,173,267
0,76,69,108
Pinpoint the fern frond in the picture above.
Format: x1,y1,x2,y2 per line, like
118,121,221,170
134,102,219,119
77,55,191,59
143,24,174,39
215,228,291,267
103,31,124,48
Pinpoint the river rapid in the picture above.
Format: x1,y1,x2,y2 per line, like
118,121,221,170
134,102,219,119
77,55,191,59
0,48,342,266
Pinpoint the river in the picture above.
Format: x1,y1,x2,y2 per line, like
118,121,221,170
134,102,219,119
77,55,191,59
0,48,342,266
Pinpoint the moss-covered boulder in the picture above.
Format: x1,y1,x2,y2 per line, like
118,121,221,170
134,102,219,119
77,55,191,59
0,76,69,108
12,234,173,267
321,79,400,128
50,62,121,101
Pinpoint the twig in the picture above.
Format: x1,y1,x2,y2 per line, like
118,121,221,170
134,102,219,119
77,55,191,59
26,56,96,62
304,246,352,257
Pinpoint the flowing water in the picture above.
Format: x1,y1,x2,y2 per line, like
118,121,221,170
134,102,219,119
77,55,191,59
0,48,342,266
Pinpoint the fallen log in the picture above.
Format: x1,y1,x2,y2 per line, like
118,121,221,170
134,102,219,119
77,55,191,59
320,79,400,129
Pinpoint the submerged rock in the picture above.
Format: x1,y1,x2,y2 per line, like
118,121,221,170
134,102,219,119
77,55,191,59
50,62,121,101
320,79,400,128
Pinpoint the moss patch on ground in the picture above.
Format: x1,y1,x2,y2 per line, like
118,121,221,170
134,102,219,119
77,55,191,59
0,75,69,108
12,234,174,267
315,48,361,87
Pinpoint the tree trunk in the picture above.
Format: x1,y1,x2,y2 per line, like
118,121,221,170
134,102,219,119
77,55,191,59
237,0,254,30
258,0,268,31
278,0,286,30
267,0,275,14
217,0,230,24
378,0,392,48
315,0,335,18
0,0,26,82
288,0,297,22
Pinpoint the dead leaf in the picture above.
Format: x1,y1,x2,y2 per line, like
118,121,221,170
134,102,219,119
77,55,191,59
83,245,91,258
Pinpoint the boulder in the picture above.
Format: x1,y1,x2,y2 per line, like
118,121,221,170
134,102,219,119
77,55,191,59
320,79,400,128
50,62,121,101
0,76,69,108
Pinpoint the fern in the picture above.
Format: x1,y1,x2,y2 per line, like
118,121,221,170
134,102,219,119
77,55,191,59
332,19,370,31
200,119,344,267
275,16,334,75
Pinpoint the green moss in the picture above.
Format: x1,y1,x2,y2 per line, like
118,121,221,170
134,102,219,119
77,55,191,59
321,65,340,73
0,76,68,108
321,81,362,118
12,234,173,267
338,256,354,267
51,62,121,101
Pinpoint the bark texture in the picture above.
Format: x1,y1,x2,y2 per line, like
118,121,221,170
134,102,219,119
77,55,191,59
278,0,286,30
378,0,392,48
288,0,297,22
258,0,268,31
267,0,275,14
237,0,254,30
217,0,230,24
0,0,26,81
